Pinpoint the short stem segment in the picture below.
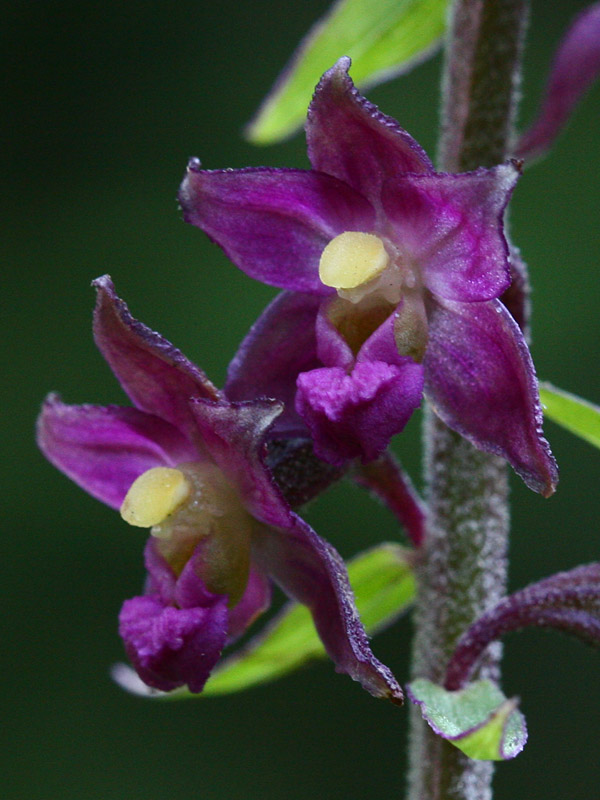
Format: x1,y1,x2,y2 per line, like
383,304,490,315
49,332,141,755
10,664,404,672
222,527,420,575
407,2,529,799
353,452,426,548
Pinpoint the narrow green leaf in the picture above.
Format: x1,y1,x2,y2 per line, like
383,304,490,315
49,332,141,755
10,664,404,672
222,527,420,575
246,0,448,144
407,679,527,761
539,381,600,449
113,543,415,699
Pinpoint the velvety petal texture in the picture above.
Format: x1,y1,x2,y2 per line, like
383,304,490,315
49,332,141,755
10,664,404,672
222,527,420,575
39,277,401,701
296,361,423,465
424,298,558,496
225,291,321,438
306,58,433,200
37,395,195,509
179,164,375,294
93,275,219,452
445,563,600,690
515,3,600,161
119,595,229,693
381,165,517,302
252,519,404,703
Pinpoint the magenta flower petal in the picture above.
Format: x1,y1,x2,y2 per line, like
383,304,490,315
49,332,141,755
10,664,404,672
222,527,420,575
119,595,229,693
189,398,287,526
179,164,375,294
252,517,404,704
37,394,195,509
296,360,423,465
226,567,272,642
93,275,219,450
381,165,517,302
226,291,322,438
306,58,433,201
516,3,600,161
424,297,558,496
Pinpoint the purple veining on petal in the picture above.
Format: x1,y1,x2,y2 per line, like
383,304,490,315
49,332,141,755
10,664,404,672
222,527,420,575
179,164,375,294
306,58,433,203
515,3,600,161
93,275,220,451
424,297,558,496
226,290,321,438
252,516,404,704
381,165,518,303
445,563,600,690
36,395,195,510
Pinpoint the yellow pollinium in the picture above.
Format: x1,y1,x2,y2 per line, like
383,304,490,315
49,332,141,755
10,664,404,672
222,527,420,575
319,231,389,290
120,467,191,528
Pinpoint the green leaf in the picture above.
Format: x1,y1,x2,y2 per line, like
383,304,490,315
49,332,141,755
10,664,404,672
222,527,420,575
407,679,527,760
539,381,600,449
246,0,448,144
113,543,415,699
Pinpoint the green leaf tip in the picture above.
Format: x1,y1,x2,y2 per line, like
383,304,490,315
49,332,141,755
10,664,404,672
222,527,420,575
246,0,448,145
539,381,600,450
407,678,527,761
113,543,415,699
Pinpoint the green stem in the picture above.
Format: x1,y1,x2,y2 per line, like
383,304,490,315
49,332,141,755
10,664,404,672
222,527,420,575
407,2,529,799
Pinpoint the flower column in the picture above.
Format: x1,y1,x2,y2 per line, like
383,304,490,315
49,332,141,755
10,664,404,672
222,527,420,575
408,2,530,800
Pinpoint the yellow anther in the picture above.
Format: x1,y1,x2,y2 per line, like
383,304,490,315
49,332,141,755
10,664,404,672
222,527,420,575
120,467,191,528
319,232,389,290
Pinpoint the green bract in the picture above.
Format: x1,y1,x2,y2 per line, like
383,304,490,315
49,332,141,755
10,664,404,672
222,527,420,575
407,678,527,761
246,0,447,144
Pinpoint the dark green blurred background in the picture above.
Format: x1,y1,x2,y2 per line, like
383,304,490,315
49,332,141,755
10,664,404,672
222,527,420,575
4,1,599,798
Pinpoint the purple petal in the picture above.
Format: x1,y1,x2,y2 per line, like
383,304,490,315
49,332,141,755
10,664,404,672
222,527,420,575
424,297,558,496
189,398,290,528
251,516,404,703
226,291,322,438
382,165,518,302
93,276,220,450
315,298,355,370
295,360,423,466
515,3,600,161
36,395,195,510
226,567,272,642
119,594,228,693
306,58,433,202
179,164,375,294
445,563,600,690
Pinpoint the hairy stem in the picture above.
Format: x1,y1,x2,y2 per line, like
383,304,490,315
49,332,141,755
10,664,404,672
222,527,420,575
407,2,529,799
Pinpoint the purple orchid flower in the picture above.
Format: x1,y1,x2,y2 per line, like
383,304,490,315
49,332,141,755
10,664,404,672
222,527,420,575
36,275,403,703
179,58,557,496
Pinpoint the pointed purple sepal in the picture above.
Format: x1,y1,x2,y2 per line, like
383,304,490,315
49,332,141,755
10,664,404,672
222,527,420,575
516,3,600,161
252,518,404,704
36,394,195,509
306,58,433,201
93,275,220,452
445,563,600,690
424,297,558,496
179,164,375,294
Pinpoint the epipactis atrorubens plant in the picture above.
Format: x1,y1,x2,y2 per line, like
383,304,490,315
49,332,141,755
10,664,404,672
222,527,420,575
38,1,600,797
